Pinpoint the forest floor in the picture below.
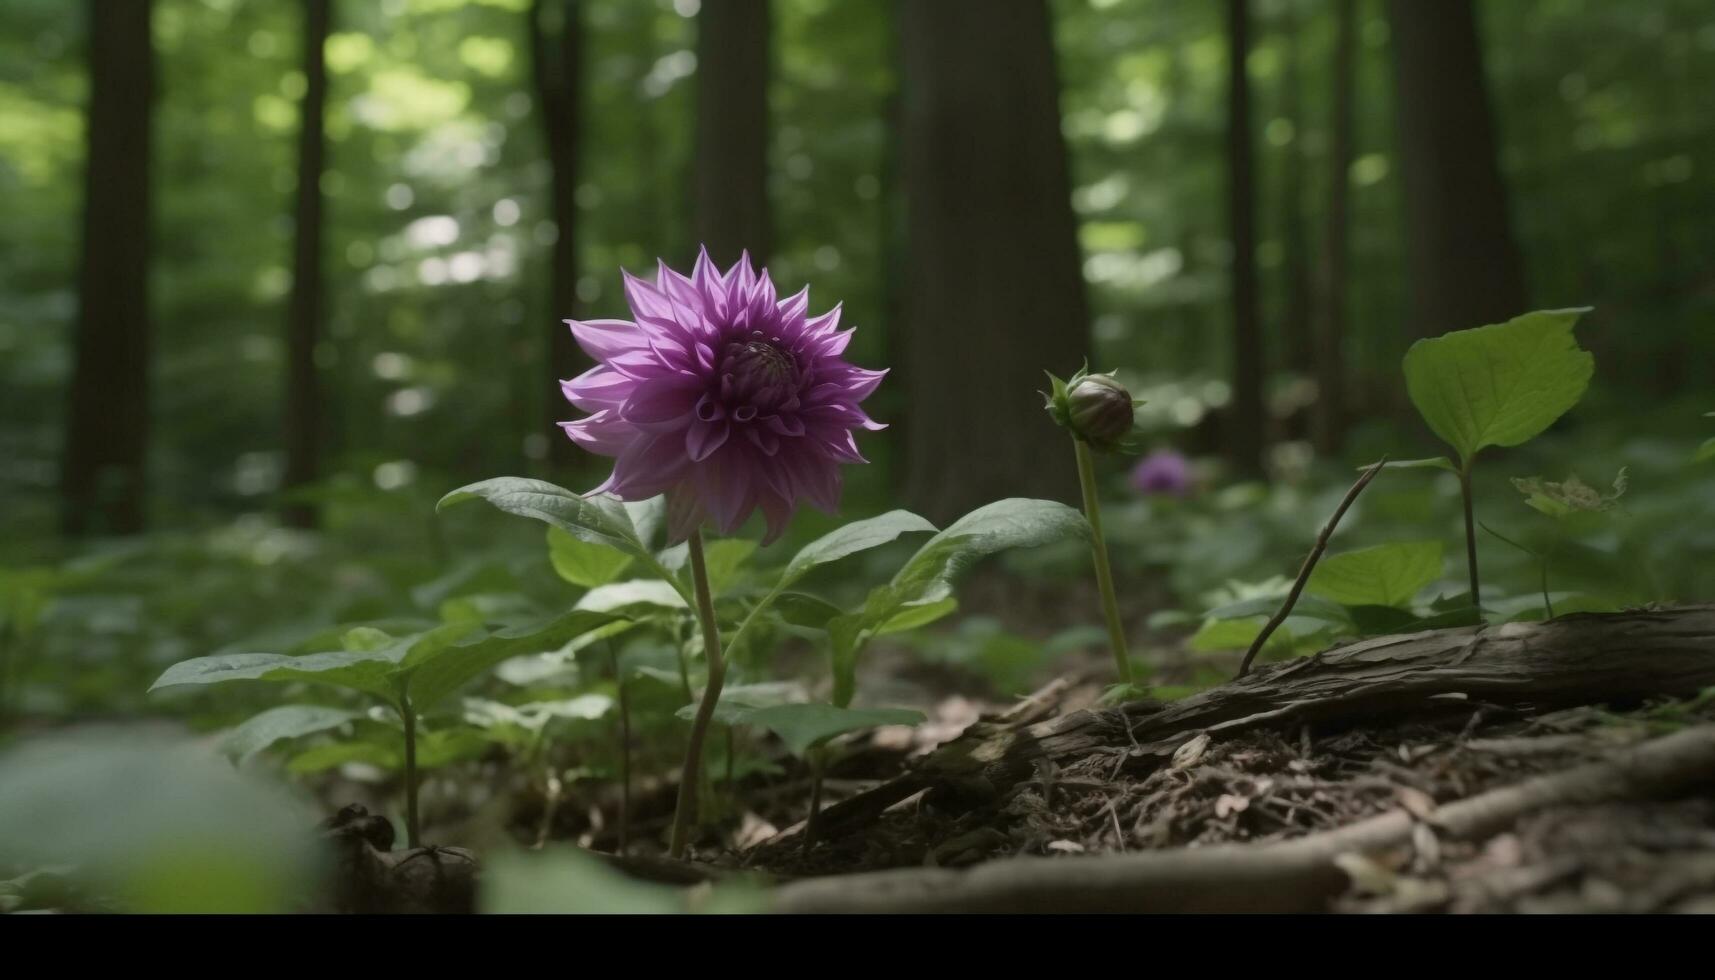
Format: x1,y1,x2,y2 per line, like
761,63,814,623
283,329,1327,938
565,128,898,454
313,589,1715,914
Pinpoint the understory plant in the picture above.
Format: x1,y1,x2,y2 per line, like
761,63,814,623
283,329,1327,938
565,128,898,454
445,249,1088,857
1043,364,1146,697
1391,307,1595,609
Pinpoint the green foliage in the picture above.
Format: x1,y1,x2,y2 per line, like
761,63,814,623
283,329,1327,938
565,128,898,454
737,704,924,757
1403,308,1594,468
1307,541,1444,608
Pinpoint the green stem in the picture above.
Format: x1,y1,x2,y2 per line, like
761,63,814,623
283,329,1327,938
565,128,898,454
668,529,727,860
1073,438,1133,686
804,748,826,849
607,642,630,854
400,692,420,849
1458,464,1482,609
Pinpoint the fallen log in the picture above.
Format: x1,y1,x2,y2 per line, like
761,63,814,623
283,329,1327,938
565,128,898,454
764,605,1715,850
769,722,1715,913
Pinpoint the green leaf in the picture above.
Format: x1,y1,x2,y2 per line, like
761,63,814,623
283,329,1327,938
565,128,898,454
888,498,1089,605
825,499,1087,707
1693,438,1715,464
1307,541,1443,608
772,592,845,629
740,704,924,757
437,478,651,560
405,610,623,709
547,527,632,588
779,510,938,588
1402,308,1594,465
149,650,401,702
220,705,360,764
875,596,958,635
673,681,808,726
1203,593,1351,626
1377,456,1457,473
574,580,687,614
699,539,758,595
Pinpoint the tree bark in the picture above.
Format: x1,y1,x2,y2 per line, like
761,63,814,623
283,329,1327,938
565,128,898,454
1386,0,1528,337
530,0,586,472
896,0,1087,525
694,0,771,268
62,0,155,537
1225,0,1265,476
1276,0,1310,378
1310,0,1354,455
282,0,331,529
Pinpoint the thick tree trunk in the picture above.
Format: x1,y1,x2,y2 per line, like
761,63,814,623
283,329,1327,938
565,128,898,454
62,0,155,537
282,0,331,529
1386,0,1527,336
1225,0,1265,476
530,0,585,472
896,0,1087,524
694,0,770,268
1310,0,1354,455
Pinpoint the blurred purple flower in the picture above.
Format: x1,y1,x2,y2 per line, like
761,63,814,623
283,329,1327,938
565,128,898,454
1129,449,1192,497
559,247,885,544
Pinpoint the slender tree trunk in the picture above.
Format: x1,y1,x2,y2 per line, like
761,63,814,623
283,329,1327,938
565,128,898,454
1386,0,1527,336
694,0,770,267
1225,0,1265,476
282,0,331,529
63,0,154,537
896,0,1087,524
1310,0,1355,455
530,0,585,471
1277,0,1310,378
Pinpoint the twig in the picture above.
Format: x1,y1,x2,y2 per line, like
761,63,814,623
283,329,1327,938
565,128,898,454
1237,456,1387,677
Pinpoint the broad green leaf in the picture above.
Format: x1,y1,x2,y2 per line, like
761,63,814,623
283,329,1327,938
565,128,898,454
149,650,400,702
1203,593,1351,626
405,610,623,709
779,510,937,587
438,593,543,626
888,498,1089,604
342,626,394,652
673,681,809,726
1402,308,1594,465
772,592,845,629
286,726,492,774
700,539,758,594
826,500,1087,706
1694,438,1715,464
1512,470,1627,518
438,478,649,559
547,527,632,588
1307,541,1444,608
1377,456,1457,473
220,705,360,764
740,704,925,757
574,580,687,614
623,497,665,550
875,596,958,635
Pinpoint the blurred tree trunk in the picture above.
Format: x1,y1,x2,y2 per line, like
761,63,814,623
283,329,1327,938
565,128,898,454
896,0,1087,524
1226,0,1265,476
694,0,770,267
1387,0,1527,336
1277,0,1310,377
1310,0,1355,455
62,0,154,537
530,0,585,472
282,0,330,529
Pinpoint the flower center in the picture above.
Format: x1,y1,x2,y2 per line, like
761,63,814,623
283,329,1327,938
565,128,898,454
720,335,799,410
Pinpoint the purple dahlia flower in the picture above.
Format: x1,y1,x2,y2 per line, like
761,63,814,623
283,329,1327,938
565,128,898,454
559,248,885,544
1129,449,1192,497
